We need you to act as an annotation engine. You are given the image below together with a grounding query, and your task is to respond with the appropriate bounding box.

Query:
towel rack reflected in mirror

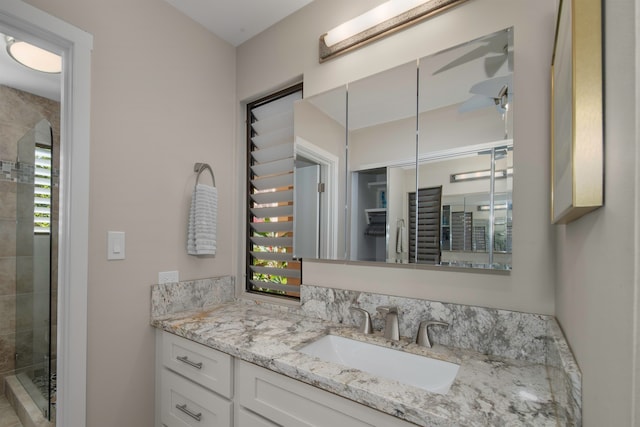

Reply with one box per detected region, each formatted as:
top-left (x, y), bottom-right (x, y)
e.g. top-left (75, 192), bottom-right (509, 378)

top-left (194, 162), bottom-right (215, 187)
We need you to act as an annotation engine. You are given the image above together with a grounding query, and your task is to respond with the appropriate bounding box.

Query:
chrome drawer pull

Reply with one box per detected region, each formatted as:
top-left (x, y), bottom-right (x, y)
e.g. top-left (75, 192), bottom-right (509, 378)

top-left (176, 355), bottom-right (203, 369)
top-left (176, 403), bottom-right (202, 421)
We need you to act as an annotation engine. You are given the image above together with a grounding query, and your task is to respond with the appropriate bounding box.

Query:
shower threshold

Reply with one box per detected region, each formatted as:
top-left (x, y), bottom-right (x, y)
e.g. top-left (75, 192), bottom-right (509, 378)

top-left (5, 375), bottom-right (53, 427)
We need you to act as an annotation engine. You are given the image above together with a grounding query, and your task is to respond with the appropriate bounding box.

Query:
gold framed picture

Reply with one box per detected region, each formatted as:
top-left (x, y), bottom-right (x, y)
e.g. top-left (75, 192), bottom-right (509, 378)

top-left (551, 0), bottom-right (603, 224)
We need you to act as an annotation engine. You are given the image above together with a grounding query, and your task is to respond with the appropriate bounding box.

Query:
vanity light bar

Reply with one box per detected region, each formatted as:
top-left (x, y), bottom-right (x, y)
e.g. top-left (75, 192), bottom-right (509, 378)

top-left (477, 203), bottom-right (510, 211)
top-left (450, 167), bottom-right (513, 183)
top-left (319, 0), bottom-right (469, 62)
top-left (323, 0), bottom-right (426, 47)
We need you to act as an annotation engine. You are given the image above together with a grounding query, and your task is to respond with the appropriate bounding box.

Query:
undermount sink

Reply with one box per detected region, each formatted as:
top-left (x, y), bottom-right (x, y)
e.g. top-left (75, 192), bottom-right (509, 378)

top-left (299, 334), bottom-right (459, 394)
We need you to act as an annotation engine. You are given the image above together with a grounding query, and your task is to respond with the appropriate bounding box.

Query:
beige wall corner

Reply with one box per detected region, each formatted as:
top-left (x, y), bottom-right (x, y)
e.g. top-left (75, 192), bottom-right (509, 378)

top-left (555, 0), bottom-right (639, 425)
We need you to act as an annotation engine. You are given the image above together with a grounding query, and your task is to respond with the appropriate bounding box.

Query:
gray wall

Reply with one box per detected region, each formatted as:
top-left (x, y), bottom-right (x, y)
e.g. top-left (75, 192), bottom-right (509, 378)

top-left (22, 0), bottom-right (238, 424)
top-left (238, 0), bottom-right (557, 315)
top-left (237, 0), bottom-right (640, 424)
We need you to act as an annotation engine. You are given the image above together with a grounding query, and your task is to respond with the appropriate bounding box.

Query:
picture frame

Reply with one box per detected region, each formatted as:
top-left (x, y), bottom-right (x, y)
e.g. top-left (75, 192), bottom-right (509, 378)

top-left (550, 0), bottom-right (603, 224)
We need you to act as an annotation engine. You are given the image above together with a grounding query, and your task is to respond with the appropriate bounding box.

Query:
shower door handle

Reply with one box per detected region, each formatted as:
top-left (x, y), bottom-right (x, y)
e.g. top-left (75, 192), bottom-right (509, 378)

top-left (176, 355), bottom-right (203, 370)
top-left (176, 403), bottom-right (202, 421)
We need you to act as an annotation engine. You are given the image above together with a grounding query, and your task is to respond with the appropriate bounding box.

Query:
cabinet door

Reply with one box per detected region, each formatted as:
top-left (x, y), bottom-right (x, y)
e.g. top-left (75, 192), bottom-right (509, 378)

top-left (161, 330), bottom-right (233, 398)
top-left (236, 360), bottom-right (413, 427)
top-left (161, 369), bottom-right (232, 427)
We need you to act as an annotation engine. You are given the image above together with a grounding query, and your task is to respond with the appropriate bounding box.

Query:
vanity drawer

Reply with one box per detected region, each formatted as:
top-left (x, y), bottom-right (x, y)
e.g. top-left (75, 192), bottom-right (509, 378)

top-left (161, 368), bottom-right (232, 427)
top-left (161, 331), bottom-right (233, 398)
top-left (236, 407), bottom-right (279, 427)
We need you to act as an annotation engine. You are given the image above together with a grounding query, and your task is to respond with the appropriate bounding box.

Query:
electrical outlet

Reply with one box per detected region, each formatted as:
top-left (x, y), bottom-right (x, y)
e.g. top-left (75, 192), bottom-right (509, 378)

top-left (158, 270), bottom-right (179, 285)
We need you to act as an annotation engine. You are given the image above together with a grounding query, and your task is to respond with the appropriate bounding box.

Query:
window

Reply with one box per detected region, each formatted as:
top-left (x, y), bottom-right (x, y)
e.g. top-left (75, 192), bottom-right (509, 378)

top-left (34, 144), bottom-right (52, 234)
top-left (246, 84), bottom-right (303, 299)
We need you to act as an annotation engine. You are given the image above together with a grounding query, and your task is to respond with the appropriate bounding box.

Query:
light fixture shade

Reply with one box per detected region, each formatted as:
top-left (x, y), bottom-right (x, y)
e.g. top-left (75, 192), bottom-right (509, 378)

top-left (323, 0), bottom-right (426, 48)
top-left (319, 0), bottom-right (469, 62)
top-left (6, 37), bottom-right (61, 74)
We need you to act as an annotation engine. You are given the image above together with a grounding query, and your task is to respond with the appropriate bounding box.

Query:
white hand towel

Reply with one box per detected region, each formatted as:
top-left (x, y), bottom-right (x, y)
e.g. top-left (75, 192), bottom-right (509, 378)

top-left (187, 183), bottom-right (217, 256)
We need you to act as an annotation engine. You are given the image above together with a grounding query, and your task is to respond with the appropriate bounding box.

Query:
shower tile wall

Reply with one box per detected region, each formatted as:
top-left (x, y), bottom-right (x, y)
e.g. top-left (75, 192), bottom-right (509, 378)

top-left (0, 85), bottom-right (59, 394)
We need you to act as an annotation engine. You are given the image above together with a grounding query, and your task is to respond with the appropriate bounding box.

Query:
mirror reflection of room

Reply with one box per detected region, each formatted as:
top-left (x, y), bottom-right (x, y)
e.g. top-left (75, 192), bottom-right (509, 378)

top-left (348, 60), bottom-right (417, 264)
top-left (296, 27), bottom-right (514, 270)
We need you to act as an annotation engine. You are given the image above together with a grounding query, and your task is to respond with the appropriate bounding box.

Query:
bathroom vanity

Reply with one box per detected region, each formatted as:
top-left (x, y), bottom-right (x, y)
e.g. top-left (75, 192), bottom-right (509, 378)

top-left (157, 329), bottom-right (413, 427)
top-left (151, 279), bottom-right (581, 427)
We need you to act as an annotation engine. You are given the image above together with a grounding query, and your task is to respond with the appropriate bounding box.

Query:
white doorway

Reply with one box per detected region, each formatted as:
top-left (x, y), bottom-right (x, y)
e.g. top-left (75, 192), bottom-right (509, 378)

top-left (294, 161), bottom-right (321, 258)
top-left (0, 2), bottom-right (92, 426)
top-left (294, 137), bottom-right (339, 259)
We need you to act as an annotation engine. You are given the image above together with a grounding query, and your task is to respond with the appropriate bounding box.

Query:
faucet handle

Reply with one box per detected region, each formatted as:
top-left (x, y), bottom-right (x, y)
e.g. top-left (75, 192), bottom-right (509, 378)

top-left (416, 320), bottom-right (449, 348)
top-left (349, 306), bottom-right (373, 334)
top-left (376, 306), bottom-right (400, 341)
top-left (375, 305), bottom-right (398, 315)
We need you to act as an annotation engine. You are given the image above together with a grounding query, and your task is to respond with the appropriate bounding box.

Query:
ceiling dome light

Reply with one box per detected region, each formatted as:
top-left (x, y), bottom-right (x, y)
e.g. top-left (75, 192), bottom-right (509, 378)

top-left (6, 36), bottom-right (61, 74)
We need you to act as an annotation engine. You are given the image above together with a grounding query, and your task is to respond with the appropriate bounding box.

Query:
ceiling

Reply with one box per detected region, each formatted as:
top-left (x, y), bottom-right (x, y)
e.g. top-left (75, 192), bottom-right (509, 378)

top-left (163, 0), bottom-right (314, 46)
top-left (0, 1), bottom-right (313, 101)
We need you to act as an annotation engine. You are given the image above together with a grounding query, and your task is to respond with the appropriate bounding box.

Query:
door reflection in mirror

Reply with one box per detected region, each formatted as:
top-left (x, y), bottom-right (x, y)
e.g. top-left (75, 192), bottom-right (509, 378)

top-left (293, 87), bottom-right (346, 260)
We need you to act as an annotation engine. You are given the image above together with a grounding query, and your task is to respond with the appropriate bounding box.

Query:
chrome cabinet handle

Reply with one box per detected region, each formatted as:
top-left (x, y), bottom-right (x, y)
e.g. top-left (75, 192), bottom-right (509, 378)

top-left (176, 355), bottom-right (203, 369)
top-left (176, 403), bottom-right (202, 421)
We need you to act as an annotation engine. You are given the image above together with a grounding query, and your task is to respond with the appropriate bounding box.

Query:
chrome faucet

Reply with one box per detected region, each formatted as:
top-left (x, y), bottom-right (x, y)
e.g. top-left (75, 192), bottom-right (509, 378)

top-left (349, 306), bottom-right (373, 334)
top-left (376, 306), bottom-right (400, 341)
top-left (416, 320), bottom-right (449, 348)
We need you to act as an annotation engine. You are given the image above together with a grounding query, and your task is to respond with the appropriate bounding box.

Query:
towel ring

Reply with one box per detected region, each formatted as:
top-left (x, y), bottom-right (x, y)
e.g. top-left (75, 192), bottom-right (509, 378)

top-left (194, 162), bottom-right (215, 187)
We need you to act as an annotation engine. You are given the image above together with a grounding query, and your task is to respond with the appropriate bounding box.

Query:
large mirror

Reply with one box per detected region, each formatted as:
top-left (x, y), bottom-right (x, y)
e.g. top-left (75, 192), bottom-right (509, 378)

top-left (295, 27), bottom-right (514, 270)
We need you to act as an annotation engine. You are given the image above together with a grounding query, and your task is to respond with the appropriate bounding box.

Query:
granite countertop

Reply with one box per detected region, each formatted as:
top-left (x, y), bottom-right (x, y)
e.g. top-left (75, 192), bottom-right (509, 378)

top-left (152, 300), bottom-right (566, 427)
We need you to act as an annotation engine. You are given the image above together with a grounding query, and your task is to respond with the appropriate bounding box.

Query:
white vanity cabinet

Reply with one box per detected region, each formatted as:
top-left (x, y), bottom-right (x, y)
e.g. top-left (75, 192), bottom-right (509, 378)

top-left (156, 330), bottom-right (233, 427)
top-left (156, 330), bottom-right (415, 427)
top-left (235, 360), bottom-right (414, 427)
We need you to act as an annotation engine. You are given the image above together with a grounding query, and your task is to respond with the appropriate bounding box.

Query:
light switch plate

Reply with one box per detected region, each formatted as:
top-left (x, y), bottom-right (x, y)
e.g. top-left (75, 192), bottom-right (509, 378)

top-left (107, 231), bottom-right (125, 260)
top-left (158, 271), bottom-right (179, 284)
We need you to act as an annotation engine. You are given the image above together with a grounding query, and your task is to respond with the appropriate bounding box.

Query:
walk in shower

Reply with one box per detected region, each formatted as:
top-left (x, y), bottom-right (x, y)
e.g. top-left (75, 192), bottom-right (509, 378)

top-left (15, 118), bottom-right (57, 421)
top-left (1, 82), bottom-right (59, 425)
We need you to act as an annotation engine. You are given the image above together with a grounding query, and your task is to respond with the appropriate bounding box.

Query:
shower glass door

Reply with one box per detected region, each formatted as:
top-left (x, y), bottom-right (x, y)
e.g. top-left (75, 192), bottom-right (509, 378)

top-left (15, 118), bottom-right (54, 420)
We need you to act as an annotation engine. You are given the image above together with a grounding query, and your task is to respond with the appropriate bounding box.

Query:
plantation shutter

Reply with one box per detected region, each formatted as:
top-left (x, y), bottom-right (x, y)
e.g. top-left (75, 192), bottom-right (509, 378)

top-left (247, 85), bottom-right (303, 298)
top-left (408, 186), bottom-right (442, 264)
top-left (451, 211), bottom-right (472, 251)
top-left (34, 146), bottom-right (52, 234)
